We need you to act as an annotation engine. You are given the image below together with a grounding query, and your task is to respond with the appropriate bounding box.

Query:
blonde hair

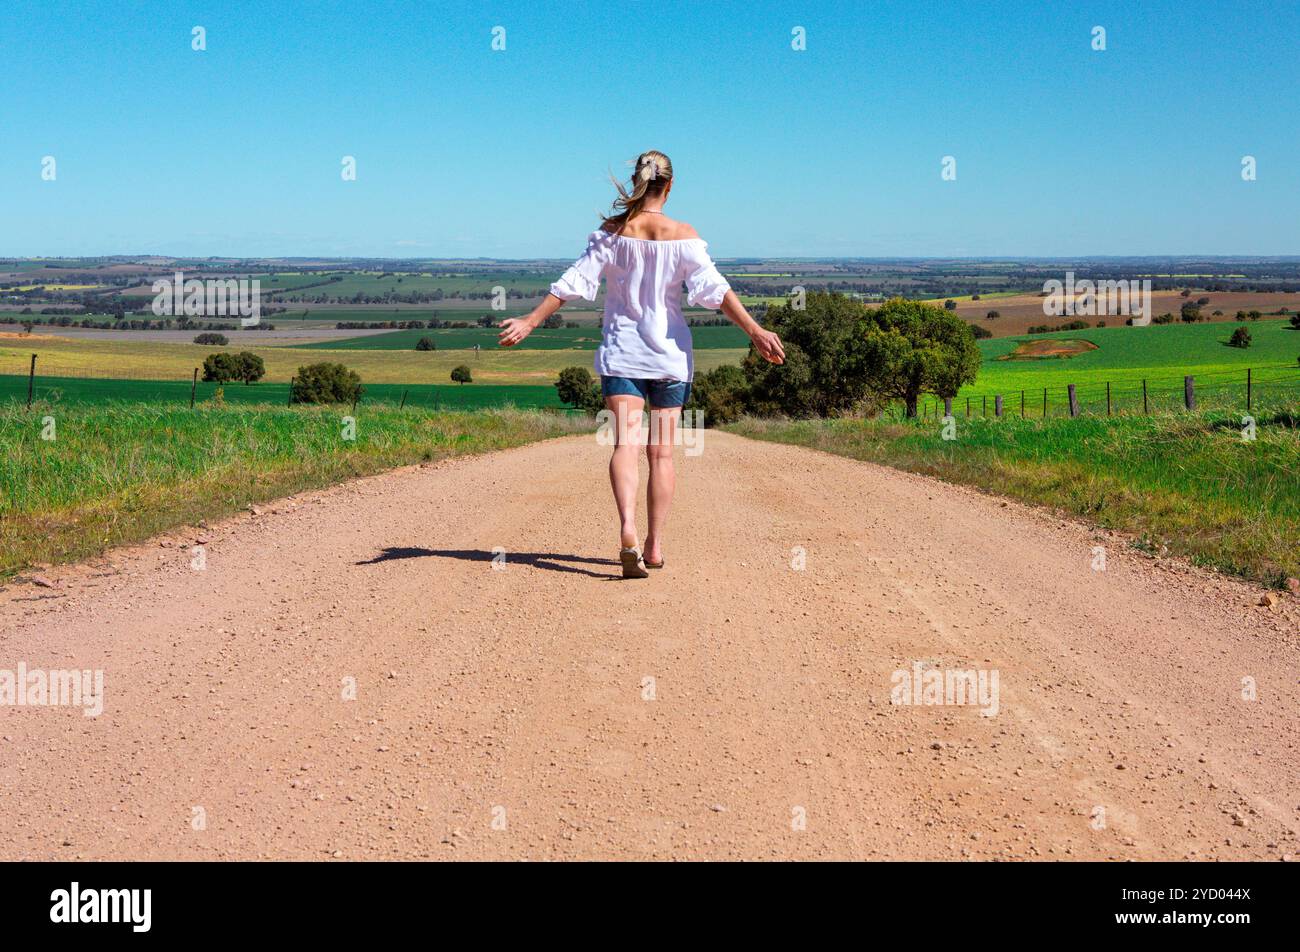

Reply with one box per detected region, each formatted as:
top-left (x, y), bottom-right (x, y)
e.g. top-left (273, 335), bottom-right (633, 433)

top-left (600, 150), bottom-right (673, 233)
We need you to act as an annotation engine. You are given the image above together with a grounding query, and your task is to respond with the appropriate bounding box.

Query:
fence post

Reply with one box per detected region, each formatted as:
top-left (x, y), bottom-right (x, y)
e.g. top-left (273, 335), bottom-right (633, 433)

top-left (287, 377), bottom-right (295, 407)
top-left (995, 395), bottom-right (1003, 418)
top-left (1020, 389), bottom-right (1025, 417)
top-left (966, 397), bottom-right (970, 418)
top-left (190, 368), bottom-right (198, 408)
top-left (944, 396), bottom-right (952, 416)
top-left (1142, 379), bottom-right (1148, 415)
top-left (1106, 381), bottom-right (1112, 416)
top-left (1184, 375), bottom-right (1195, 411)
top-left (1042, 387), bottom-right (1047, 417)
top-left (982, 395), bottom-right (987, 417)
top-left (1068, 384), bottom-right (1079, 417)
top-left (1246, 368), bottom-right (1251, 412)
top-left (400, 389), bottom-right (408, 409)
top-left (26, 354), bottom-right (36, 408)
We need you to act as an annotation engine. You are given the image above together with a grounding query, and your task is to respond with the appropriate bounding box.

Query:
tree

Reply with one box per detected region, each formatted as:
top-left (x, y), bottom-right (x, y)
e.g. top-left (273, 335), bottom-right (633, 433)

top-left (542, 314), bottom-right (564, 330)
top-left (859, 297), bottom-right (982, 418)
top-left (554, 366), bottom-right (600, 411)
top-left (234, 351), bottom-right (265, 384)
top-left (1228, 327), bottom-right (1252, 348)
top-left (194, 332), bottom-right (229, 345)
top-left (291, 362), bottom-right (362, 404)
top-left (1289, 313), bottom-right (1300, 330)
top-left (1180, 301), bottom-right (1201, 323)
top-left (943, 299), bottom-right (958, 310)
top-left (986, 310), bottom-right (1000, 320)
top-left (968, 322), bottom-right (992, 339)
top-left (201, 352), bottom-right (241, 383)
top-left (1248, 310), bottom-right (1262, 321)
top-left (451, 365), bottom-right (473, 385)
top-left (414, 336), bottom-right (437, 351)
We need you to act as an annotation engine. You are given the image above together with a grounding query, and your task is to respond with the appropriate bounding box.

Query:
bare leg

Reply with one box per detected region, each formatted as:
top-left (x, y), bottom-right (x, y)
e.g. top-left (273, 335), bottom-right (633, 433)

top-left (605, 395), bottom-right (644, 549)
top-left (644, 405), bottom-right (679, 564)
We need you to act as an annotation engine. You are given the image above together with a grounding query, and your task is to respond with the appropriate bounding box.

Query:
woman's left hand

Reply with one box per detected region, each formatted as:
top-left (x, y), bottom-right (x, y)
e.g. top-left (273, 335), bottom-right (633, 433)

top-left (498, 317), bottom-right (534, 347)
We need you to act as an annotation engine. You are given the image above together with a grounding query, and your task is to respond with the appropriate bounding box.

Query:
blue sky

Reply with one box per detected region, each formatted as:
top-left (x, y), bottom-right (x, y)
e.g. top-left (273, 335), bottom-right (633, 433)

top-left (2, 0), bottom-right (1296, 258)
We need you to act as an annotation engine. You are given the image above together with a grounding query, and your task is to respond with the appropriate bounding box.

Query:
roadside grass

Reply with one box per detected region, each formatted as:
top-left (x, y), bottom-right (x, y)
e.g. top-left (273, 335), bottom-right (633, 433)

top-left (0, 403), bottom-right (589, 579)
top-left (728, 406), bottom-right (1299, 586)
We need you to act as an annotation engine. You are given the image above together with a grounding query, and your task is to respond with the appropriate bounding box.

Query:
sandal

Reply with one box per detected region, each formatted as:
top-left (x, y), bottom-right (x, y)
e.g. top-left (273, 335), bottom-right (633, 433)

top-left (620, 547), bottom-right (649, 579)
top-left (644, 557), bottom-right (664, 569)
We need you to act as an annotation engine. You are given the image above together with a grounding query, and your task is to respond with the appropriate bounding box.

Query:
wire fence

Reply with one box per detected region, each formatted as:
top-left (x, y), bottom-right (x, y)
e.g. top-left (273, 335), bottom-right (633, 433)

top-left (916, 364), bottom-right (1299, 420)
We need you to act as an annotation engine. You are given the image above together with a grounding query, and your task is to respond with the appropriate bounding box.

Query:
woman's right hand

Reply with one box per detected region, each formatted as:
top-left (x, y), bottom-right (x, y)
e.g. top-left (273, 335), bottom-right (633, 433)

top-left (750, 327), bottom-right (785, 364)
top-left (498, 316), bottom-right (535, 347)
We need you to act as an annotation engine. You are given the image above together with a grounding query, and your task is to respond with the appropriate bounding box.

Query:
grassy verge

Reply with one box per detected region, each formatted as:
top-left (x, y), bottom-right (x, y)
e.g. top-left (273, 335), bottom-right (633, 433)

top-left (0, 403), bottom-right (589, 579)
top-left (728, 409), bottom-right (1299, 586)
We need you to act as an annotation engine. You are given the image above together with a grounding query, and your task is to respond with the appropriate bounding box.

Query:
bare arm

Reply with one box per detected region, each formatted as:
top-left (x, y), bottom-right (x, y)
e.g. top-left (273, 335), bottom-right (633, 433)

top-left (497, 293), bottom-right (564, 347)
top-left (720, 290), bottom-right (785, 364)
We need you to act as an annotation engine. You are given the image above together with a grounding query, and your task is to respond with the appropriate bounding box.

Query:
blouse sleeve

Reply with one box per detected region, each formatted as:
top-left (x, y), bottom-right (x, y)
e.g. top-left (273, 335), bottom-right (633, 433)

top-left (682, 241), bottom-right (731, 309)
top-left (549, 231), bottom-right (612, 302)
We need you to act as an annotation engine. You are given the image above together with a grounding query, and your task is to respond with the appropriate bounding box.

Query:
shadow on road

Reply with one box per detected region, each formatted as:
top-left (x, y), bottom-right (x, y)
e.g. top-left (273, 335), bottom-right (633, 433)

top-left (357, 547), bottom-right (618, 579)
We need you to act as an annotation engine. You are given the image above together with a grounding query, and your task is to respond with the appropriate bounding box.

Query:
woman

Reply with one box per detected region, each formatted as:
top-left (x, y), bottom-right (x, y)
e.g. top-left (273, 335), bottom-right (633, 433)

top-left (498, 150), bottom-right (784, 578)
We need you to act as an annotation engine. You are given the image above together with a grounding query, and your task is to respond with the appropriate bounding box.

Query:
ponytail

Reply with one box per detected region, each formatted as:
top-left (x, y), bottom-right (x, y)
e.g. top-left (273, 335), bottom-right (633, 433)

top-left (600, 150), bottom-right (673, 233)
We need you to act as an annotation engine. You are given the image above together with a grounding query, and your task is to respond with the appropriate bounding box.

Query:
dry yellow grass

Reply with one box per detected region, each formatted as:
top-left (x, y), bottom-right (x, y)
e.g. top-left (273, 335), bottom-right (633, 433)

top-left (0, 336), bottom-right (746, 386)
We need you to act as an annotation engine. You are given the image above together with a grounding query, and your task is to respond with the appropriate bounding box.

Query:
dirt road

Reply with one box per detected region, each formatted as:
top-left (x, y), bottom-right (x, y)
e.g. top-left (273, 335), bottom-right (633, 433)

top-left (1, 431), bottom-right (1296, 860)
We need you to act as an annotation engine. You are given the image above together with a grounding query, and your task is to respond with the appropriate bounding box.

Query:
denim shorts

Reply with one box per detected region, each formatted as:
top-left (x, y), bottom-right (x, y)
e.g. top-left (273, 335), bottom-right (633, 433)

top-left (600, 376), bottom-right (692, 408)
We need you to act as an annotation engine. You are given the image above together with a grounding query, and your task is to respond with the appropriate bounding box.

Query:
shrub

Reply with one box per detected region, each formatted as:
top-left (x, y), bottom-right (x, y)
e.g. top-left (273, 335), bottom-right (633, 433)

top-left (742, 291), bottom-right (876, 418)
top-left (985, 310), bottom-right (1000, 320)
top-left (1229, 327), bottom-right (1252, 348)
top-left (194, 332), bottom-right (228, 345)
top-left (451, 365), bottom-right (473, 385)
top-left (542, 314), bottom-right (564, 329)
top-left (414, 336), bottom-right (436, 351)
top-left (291, 362), bottom-right (362, 404)
top-left (554, 367), bottom-right (601, 411)
top-left (1289, 313), bottom-right (1300, 330)
top-left (1180, 301), bottom-right (1201, 323)
top-left (969, 323), bottom-right (992, 339)
top-left (688, 364), bottom-right (750, 425)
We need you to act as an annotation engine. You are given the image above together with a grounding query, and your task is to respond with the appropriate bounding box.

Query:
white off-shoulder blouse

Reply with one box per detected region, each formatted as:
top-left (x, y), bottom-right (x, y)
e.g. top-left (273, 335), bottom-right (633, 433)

top-left (549, 229), bottom-right (731, 382)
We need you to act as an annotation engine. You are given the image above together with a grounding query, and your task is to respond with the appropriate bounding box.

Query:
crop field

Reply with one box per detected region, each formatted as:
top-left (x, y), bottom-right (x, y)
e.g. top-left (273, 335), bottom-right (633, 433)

top-left (946, 290), bottom-right (1300, 337)
top-left (0, 334), bottom-right (748, 390)
top-left (301, 323), bottom-right (751, 351)
top-left (953, 319), bottom-right (1300, 413)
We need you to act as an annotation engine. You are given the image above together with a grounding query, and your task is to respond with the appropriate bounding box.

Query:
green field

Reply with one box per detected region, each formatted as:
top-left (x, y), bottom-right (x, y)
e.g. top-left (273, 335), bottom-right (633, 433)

top-left (0, 403), bottom-right (586, 578)
top-left (949, 319), bottom-right (1300, 415)
top-left (0, 373), bottom-right (566, 411)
